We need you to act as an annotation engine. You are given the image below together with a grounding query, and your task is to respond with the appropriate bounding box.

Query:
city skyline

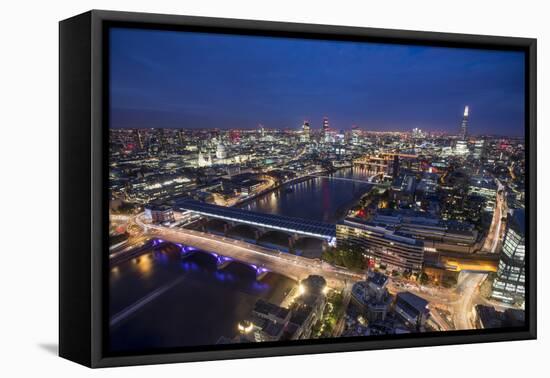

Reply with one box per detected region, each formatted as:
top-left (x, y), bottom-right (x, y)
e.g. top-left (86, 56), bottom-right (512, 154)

top-left (107, 28), bottom-right (527, 353)
top-left (109, 28), bottom-right (525, 136)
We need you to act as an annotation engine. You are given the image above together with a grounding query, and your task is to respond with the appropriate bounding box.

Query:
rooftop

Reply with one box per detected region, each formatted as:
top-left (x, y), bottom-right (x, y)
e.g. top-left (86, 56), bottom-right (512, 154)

top-left (396, 291), bottom-right (429, 313)
top-left (177, 199), bottom-right (336, 239)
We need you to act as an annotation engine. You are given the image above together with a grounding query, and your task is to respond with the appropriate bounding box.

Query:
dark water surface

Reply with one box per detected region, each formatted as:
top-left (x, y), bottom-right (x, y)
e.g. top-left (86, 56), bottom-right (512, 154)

top-left (243, 167), bottom-right (373, 223)
top-left (110, 167), bottom-right (373, 352)
top-left (110, 248), bottom-right (295, 352)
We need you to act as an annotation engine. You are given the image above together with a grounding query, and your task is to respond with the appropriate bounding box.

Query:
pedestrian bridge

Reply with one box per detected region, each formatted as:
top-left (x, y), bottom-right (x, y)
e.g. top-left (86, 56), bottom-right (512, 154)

top-left (176, 199), bottom-right (336, 245)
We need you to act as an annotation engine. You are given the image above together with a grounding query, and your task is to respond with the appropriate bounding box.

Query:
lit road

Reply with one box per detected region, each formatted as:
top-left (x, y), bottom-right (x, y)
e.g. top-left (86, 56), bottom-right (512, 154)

top-left (387, 281), bottom-right (458, 331)
top-left (135, 214), bottom-right (363, 289)
top-left (387, 271), bottom-right (486, 331)
top-left (131, 213), bottom-right (486, 331)
top-left (453, 272), bottom-right (487, 330)
top-left (483, 179), bottom-right (507, 253)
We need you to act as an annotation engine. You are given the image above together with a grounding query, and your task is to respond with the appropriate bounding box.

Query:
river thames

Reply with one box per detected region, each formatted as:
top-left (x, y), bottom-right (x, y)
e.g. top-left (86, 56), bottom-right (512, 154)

top-left (109, 167), bottom-right (373, 352)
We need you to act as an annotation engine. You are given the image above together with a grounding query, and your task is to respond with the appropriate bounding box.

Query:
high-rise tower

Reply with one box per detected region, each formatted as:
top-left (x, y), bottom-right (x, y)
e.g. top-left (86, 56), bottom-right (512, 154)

top-left (322, 117), bottom-right (330, 134)
top-left (492, 209), bottom-right (525, 304)
top-left (459, 106), bottom-right (469, 140)
top-left (302, 121), bottom-right (311, 142)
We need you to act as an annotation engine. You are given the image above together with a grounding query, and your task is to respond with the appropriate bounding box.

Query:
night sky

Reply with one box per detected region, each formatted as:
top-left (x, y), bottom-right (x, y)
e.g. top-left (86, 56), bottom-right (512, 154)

top-left (110, 27), bottom-right (525, 136)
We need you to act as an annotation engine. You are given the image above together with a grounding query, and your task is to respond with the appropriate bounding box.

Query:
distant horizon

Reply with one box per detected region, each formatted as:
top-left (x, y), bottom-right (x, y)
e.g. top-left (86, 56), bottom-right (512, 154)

top-left (110, 28), bottom-right (526, 137)
top-left (111, 126), bottom-right (525, 138)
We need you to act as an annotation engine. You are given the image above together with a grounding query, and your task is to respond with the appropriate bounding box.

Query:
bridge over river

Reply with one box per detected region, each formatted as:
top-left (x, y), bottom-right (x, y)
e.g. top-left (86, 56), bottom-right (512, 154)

top-left (136, 214), bottom-right (362, 289)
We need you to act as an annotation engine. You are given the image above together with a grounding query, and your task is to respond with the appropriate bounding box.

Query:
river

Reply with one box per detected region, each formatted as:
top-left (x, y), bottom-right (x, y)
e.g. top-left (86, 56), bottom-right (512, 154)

top-left (243, 167), bottom-right (373, 223)
top-left (109, 167), bottom-right (373, 353)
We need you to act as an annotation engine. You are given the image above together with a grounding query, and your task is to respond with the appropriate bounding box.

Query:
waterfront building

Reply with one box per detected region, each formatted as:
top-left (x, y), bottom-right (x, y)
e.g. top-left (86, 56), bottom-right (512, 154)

top-left (371, 209), bottom-right (479, 251)
top-left (336, 217), bottom-right (424, 272)
top-left (492, 209), bottom-right (526, 304)
top-left (394, 291), bottom-right (430, 330)
top-left (144, 203), bottom-right (175, 224)
top-left (252, 299), bottom-right (291, 325)
top-left (287, 275), bottom-right (328, 340)
top-left (243, 300), bottom-right (291, 342)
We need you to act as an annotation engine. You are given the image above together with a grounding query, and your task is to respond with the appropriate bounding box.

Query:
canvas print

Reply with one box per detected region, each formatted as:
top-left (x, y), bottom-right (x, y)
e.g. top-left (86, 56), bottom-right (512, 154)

top-left (107, 27), bottom-right (527, 354)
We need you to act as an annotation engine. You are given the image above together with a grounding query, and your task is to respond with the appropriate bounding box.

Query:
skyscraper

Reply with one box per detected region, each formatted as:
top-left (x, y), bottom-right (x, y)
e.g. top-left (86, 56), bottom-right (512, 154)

top-left (178, 129), bottom-right (185, 146)
top-left (322, 117), bottom-right (329, 135)
top-left (134, 129), bottom-right (144, 150)
top-left (459, 105), bottom-right (469, 140)
top-left (492, 209), bottom-right (526, 304)
top-left (473, 139), bottom-right (486, 159)
top-left (302, 121), bottom-right (311, 142)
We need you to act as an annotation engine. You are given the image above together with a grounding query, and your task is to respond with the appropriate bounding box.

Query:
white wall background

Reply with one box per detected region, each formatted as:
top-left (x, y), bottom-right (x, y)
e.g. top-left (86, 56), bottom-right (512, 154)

top-left (0, 0), bottom-right (546, 376)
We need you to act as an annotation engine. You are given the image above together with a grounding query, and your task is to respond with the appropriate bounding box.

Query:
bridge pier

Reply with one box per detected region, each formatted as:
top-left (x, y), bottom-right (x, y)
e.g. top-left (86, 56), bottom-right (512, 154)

top-left (256, 271), bottom-right (269, 281)
top-left (216, 255), bottom-right (233, 270)
top-left (254, 230), bottom-right (261, 242)
top-left (288, 234), bottom-right (299, 253)
top-left (255, 266), bottom-right (269, 281)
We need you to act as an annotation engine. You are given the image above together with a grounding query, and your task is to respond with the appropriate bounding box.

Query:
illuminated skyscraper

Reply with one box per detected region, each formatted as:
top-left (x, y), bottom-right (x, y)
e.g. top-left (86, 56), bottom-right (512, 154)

top-left (492, 209), bottom-right (525, 304)
top-left (134, 129), bottom-right (144, 150)
top-left (473, 139), bottom-right (486, 159)
top-left (412, 127), bottom-right (424, 139)
top-left (302, 121), bottom-right (311, 142)
top-left (459, 106), bottom-right (469, 140)
top-left (322, 117), bottom-right (330, 136)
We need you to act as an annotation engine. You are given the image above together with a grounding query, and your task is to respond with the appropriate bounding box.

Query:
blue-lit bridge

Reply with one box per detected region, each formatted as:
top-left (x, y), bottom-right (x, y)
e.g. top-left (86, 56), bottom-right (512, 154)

top-left (175, 199), bottom-right (336, 246)
top-left (309, 174), bottom-right (386, 185)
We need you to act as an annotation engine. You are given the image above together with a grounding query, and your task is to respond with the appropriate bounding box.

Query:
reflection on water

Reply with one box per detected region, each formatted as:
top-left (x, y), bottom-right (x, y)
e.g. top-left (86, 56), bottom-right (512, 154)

top-left (110, 168), bottom-right (371, 352)
top-left (109, 247), bottom-right (295, 352)
top-left (243, 167), bottom-right (373, 223)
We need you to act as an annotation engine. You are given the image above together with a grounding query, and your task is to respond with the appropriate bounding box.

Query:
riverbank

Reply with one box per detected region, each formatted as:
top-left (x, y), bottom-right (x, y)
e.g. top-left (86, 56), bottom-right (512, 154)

top-left (240, 167), bottom-right (375, 227)
top-left (235, 169), bottom-right (327, 208)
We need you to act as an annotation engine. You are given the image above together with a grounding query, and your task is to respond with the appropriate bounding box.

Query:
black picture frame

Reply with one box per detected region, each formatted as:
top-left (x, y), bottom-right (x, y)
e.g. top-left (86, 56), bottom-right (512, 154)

top-left (59, 9), bottom-right (537, 368)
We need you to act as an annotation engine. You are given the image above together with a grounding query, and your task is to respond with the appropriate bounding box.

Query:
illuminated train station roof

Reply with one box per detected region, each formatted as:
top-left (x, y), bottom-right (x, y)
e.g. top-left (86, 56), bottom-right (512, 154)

top-left (176, 199), bottom-right (336, 241)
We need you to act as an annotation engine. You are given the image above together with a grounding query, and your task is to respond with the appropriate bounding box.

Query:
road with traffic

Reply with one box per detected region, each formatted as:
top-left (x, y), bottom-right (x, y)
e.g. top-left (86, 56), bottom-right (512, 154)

top-left (136, 214), bottom-right (363, 289)
top-left (483, 179), bottom-right (507, 253)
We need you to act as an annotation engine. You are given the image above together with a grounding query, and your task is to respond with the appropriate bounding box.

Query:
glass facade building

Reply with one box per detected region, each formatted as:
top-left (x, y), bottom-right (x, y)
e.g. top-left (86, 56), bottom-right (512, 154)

top-left (492, 209), bottom-right (526, 304)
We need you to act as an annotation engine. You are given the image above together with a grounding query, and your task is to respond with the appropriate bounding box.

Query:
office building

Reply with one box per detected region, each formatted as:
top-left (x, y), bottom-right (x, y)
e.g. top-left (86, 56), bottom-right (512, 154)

top-left (144, 203), bottom-right (175, 224)
top-left (492, 209), bottom-right (526, 304)
top-left (301, 121), bottom-right (311, 142)
top-left (337, 217), bottom-right (424, 272)
top-left (459, 105), bottom-right (469, 140)
top-left (394, 292), bottom-right (430, 330)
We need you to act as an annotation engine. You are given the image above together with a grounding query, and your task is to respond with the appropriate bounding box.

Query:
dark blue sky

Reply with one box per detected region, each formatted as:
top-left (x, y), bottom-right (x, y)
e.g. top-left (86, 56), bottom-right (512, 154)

top-left (110, 27), bottom-right (525, 136)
